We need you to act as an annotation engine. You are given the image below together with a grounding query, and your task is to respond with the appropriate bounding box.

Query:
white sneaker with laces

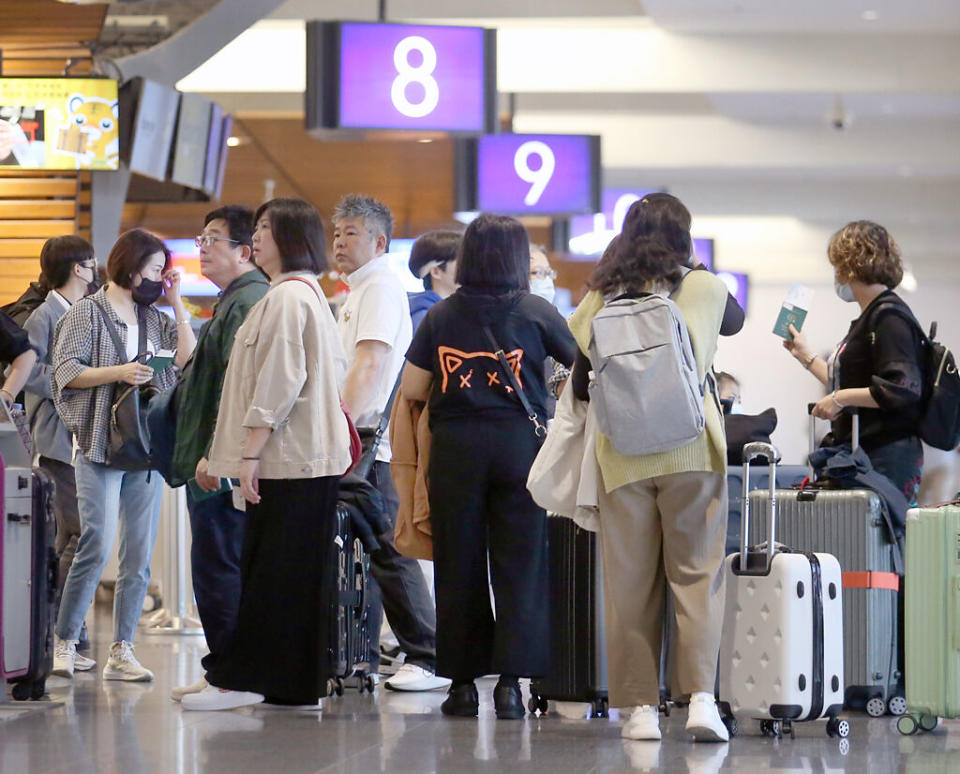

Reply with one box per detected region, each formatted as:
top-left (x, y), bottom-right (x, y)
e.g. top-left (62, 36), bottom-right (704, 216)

top-left (73, 652), bottom-right (97, 672)
top-left (622, 705), bottom-right (661, 741)
top-left (181, 684), bottom-right (264, 711)
top-left (53, 636), bottom-right (77, 678)
top-left (384, 663), bottom-right (452, 692)
top-left (103, 641), bottom-right (154, 682)
top-left (171, 677), bottom-right (208, 702)
top-left (685, 692), bottom-right (730, 742)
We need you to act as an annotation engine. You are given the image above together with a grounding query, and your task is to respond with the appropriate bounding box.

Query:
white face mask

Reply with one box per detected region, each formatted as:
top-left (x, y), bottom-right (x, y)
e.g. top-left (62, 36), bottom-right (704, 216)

top-left (729, 403), bottom-right (744, 415)
top-left (530, 277), bottom-right (556, 304)
top-left (835, 282), bottom-right (856, 303)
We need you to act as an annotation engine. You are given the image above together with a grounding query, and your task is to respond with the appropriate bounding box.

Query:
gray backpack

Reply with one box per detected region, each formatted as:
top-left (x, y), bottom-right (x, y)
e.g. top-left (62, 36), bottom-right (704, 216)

top-left (588, 291), bottom-right (705, 456)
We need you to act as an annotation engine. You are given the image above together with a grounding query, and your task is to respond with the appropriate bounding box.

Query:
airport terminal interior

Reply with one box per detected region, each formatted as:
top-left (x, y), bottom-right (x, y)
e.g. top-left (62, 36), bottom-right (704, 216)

top-left (2, 1), bottom-right (960, 772)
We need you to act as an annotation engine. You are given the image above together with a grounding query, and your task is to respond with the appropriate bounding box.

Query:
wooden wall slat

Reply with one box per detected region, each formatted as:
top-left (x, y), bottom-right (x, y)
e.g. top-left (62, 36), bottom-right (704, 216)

top-left (0, 240), bottom-right (46, 260)
top-left (0, 259), bottom-right (43, 279)
top-left (0, 220), bottom-right (75, 238)
top-left (0, 179), bottom-right (79, 198)
top-left (0, 200), bottom-right (76, 219)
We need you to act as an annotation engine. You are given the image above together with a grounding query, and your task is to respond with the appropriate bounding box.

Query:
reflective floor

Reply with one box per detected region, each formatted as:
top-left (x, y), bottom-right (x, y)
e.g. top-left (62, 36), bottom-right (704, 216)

top-left (2, 605), bottom-right (959, 773)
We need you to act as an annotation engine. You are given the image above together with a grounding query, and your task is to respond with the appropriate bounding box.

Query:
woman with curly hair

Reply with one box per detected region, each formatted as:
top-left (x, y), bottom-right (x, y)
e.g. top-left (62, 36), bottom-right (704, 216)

top-left (568, 192), bottom-right (731, 742)
top-left (783, 220), bottom-right (925, 503)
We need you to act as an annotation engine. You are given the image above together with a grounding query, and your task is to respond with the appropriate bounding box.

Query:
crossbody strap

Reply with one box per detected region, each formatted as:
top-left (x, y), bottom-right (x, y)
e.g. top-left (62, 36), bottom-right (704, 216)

top-left (91, 299), bottom-right (129, 365)
top-left (482, 324), bottom-right (547, 439)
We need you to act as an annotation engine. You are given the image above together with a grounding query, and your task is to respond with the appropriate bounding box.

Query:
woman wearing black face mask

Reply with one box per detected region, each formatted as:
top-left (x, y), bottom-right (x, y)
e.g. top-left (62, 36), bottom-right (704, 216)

top-left (50, 229), bottom-right (196, 682)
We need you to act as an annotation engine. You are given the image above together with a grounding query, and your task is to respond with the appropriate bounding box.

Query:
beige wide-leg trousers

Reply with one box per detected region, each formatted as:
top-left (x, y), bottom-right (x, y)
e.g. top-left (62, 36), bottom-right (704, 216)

top-left (597, 470), bottom-right (728, 708)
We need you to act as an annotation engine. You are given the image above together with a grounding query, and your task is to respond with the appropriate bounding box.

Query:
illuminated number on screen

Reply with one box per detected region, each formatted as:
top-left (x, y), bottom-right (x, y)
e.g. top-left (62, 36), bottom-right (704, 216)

top-left (391, 36), bottom-right (440, 118)
top-left (514, 141), bottom-right (556, 207)
top-left (612, 193), bottom-right (641, 231)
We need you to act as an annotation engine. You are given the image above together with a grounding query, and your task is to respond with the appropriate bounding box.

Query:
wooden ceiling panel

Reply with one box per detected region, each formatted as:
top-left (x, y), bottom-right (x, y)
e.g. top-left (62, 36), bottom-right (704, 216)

top-left (0, 0), bottom-right (107, 48)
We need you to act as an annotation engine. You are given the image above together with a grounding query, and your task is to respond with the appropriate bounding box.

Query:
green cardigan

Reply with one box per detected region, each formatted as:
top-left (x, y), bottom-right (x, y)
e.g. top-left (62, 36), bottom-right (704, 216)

top-left (567, 270), bottom-right (728, 493)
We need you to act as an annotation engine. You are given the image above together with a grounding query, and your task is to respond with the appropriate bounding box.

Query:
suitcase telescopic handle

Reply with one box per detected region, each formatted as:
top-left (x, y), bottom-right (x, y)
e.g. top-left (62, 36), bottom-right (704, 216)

top-left (807, 403), bottom-right (859, 480)
top-left (741, 441), bottom-right (779, 572)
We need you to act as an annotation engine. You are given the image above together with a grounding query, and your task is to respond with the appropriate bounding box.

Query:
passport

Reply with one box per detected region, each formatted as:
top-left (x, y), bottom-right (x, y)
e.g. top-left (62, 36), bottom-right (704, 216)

top-left (773, 284), bottom-right (813, 340)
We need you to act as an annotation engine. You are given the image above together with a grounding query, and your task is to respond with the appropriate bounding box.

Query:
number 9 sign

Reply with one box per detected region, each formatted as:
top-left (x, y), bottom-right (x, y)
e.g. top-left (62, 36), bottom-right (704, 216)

top-left (473, 134), bottom-right (602, 216)
top-left (309, 22), bottom-right (496, 132)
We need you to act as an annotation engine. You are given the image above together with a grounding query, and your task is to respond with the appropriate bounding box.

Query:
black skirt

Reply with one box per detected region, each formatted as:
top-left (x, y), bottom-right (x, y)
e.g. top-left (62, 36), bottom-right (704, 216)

top-left (205, 475), bottom-right (339, 704)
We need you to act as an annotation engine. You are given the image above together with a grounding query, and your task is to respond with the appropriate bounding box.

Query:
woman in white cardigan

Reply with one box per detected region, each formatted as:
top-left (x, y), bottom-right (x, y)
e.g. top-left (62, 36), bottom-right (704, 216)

top-left (183, 198), bottom-right (352, 711)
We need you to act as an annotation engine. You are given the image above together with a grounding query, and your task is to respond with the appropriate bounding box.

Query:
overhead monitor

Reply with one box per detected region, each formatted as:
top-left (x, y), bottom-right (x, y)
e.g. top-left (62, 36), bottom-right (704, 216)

top-left (306, 21), bottom-right (497, 134)
top-left (123, 78), bottom-right (179, 181)
top-left (170, 93), bottom-right (212, 189)
top-left (0, 77), bottom-right (119, 170)
top-left (455, 134), bottom-right (601, 217)
top-left (202, 102), bottom-right (224, 196)
top-left (716, 270), bottom-right (749, 314)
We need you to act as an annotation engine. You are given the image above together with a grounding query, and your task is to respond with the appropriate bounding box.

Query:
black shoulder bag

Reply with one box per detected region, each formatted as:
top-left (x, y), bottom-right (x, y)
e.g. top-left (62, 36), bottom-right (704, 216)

top-left (92, 300), bottom-right (159, 470)
top-left (482, 325), bottom-right (547, 441)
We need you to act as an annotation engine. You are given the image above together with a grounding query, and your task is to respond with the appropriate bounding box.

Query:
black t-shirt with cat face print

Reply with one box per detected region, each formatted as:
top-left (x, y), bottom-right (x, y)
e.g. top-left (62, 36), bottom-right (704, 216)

top-left (406, 287), bottom-right (576, 426)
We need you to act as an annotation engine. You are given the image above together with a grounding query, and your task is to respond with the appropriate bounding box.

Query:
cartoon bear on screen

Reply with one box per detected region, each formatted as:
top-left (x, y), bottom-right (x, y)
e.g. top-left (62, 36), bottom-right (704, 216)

top-left (58, 93), bottom-right (119, 169)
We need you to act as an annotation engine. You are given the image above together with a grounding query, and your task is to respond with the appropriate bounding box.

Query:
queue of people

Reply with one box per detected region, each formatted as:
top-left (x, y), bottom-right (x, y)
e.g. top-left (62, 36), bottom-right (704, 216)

top-left (6, 190), bottom-right (932, 738)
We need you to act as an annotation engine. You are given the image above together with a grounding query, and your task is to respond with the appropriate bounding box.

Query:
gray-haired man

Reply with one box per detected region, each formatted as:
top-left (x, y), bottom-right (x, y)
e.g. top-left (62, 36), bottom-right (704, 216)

top-left (333, 194), bottom-right (448, 693)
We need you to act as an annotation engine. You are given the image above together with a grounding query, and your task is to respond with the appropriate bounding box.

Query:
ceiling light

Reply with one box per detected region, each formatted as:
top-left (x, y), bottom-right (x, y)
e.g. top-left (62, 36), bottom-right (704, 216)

top-left (418, 139), bottom-right (433, 143)
top-left (861, 10), bottom-right (879, 21)
top-left (226, 136), bottom-right (241, 147)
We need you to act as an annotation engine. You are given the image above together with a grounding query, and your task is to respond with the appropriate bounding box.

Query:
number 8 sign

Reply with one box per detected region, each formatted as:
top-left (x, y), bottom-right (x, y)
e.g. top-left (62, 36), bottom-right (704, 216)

top-left (307, 22), bottom-right (497, 133)
top-left (473, 134), bottom-right (602, 216)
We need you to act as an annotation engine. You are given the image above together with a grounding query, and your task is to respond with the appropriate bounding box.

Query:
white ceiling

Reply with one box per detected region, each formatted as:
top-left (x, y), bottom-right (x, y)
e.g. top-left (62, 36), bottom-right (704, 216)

top-left (173, 0), bottom-right (960, 282)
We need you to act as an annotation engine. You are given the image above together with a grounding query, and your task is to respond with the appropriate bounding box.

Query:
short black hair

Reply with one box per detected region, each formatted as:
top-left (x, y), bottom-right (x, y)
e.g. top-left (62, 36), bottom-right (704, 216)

top-left (254, 197), bottom-right (327, 277)
top-left (204, 205), bottom-right (254, 248)
top-left (455, 215), bottom-right (530, 292)
top-left (409, 230), bottom-right (461, 291)
top-left (107, 229), bottom-right (171, 289)
top-left (40, 235), bottom-right (94, 291)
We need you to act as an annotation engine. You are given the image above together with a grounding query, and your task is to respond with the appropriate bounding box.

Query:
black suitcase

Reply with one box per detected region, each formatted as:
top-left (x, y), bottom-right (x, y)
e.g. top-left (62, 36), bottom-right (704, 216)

top-left (529, 518), bottom-right (609, 718)
top-left (327, 503), bottom-right (375, 695)
top-left (2, 466), bottom-right (57, 700)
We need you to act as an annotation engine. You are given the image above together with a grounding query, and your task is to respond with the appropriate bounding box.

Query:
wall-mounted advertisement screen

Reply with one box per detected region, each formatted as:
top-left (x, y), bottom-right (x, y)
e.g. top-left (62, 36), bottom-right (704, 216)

top-left (307, 21), bottom-right (497, 134)
top-left (127, 79), bottom-right (179, 181)
top-left (0, 78), bottom-right (119, 170)
top-left (171, 93), bottom-right (212, 189)
top-left (716, 270), bottom-right (749, 314)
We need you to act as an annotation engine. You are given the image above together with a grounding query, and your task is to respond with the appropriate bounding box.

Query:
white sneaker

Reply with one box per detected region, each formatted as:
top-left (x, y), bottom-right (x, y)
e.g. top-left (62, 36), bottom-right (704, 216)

top-left (171, 677), bottom-right (208, 702)
top-left (384, 663), bottom-right (452, 692)
top-left (73, 652), bottom-right (97, 672)
top-left (622, 705), bottom-right (661, 741)
top-left (181, 684), bottom-right (264, 711)
top-left (53, 636), bottom-right (77, 678)
top-left (103, 641), bottom-right (154, 682)
top-left (685, 692), bottom-right (730, 742)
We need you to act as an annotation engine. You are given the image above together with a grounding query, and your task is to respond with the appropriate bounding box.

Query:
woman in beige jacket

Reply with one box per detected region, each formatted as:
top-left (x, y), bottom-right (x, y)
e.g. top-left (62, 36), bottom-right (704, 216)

top-left (183, 198), bottom-right (352, 711)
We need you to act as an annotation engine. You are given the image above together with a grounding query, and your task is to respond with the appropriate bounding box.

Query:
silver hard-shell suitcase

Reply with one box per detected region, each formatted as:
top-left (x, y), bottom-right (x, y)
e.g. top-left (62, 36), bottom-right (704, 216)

top-left (747, 408), bottom-right (903, 717)
top-left (718, 442), bottom-right (848, 740)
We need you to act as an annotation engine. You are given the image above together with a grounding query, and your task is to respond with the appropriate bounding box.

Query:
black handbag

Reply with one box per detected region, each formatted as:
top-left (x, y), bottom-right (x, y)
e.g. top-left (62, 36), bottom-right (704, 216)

top-left (91, 300), bottom-right (160, 471)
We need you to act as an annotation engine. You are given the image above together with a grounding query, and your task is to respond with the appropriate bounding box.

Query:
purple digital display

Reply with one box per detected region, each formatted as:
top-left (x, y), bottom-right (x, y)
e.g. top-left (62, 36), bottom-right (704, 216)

top-left (716, 271), bottom-right (749, 313)
top-left (338, 23), bottom-right (487, 131)
top-left (692, 238), bottom-right (713, 271)
top-left (476, 134), bottom-right (598, 215)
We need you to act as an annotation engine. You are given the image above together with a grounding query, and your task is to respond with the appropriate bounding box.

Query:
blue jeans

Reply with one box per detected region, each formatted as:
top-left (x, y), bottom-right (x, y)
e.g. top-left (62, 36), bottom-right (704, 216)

top-left (186, 490), bottom-right (246, 671)
top-left (55, 454), bottom-right (163, 643)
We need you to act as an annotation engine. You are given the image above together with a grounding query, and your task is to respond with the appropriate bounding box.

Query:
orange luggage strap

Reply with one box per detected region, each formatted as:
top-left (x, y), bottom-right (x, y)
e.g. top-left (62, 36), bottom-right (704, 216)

top-left (842, 571), bottom-right (900, 592)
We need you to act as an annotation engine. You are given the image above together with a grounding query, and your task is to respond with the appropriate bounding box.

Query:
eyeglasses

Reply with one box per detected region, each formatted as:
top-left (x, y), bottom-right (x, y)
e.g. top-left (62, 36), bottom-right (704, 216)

top-left (530, 268), bottom-right (557, 280)
top-left (195, 235), bottom-right (241, 249)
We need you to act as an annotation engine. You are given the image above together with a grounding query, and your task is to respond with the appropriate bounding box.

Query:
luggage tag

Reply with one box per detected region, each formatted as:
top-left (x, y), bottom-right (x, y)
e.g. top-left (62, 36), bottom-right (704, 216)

top-left (773, 284), bottom-right (813, 341)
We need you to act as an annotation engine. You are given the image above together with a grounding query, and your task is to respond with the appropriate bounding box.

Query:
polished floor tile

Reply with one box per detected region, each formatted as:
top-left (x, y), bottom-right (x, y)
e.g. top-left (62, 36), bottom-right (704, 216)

top-left (3, 605), bottom-right (959, 773)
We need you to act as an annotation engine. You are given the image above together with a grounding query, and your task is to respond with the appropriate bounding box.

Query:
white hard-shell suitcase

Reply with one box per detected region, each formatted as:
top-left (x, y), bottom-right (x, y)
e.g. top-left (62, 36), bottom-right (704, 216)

top-left (718, 442), bottom-right (849, 739)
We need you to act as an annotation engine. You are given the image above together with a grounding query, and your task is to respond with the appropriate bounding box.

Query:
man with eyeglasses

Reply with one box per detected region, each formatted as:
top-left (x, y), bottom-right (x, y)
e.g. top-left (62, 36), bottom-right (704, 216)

top-left (168, 206), bottom-right (270, 703)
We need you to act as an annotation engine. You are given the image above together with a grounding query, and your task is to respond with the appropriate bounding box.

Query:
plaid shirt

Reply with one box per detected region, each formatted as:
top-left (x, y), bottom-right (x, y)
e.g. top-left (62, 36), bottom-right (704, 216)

top-left (52, 287), bottom-right (178, 464)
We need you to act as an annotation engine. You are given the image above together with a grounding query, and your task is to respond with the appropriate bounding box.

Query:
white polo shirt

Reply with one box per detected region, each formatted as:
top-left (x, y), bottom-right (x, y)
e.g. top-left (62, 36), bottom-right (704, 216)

top-left (337, 254), bottom-right (412, 462)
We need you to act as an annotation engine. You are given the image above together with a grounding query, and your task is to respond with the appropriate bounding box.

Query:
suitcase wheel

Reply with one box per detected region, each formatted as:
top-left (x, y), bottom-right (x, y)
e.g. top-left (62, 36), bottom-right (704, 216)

top-left (527, 695), bottom-right (549, 715)
top-left (887, 695), bottom-right (908, 716)
top-left (10, 680), bottom-right (44, 701)
top-left (919, 714), bottom-right (939, 732)
top-left (865, 696), bottom-right (887, 717)
top-left (363, 675), bottom-right (377, 693)
top-left (591, 697), bottom-right (608, 719)
top-left (897, 715), bottom-right (919, 736)
top-left (334, 677), bottom-right (345, 697)
top-left (826, 717), bottom-right (850, 739)
top-left (11, 682), bottom-right (32, 701)
top-left (721, 714), bottom-right (739, 738)
top-left (760, 719), bottom-right (783, 738)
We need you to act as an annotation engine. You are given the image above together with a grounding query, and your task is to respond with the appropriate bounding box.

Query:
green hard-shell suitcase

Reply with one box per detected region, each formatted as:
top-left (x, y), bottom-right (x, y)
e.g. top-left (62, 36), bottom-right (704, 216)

top-left (897, 504), bottom-right (960, 735)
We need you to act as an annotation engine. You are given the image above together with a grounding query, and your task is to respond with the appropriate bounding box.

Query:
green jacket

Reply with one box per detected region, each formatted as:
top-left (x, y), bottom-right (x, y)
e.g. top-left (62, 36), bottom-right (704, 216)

top-left (170, 269), bottom-right (270, 489)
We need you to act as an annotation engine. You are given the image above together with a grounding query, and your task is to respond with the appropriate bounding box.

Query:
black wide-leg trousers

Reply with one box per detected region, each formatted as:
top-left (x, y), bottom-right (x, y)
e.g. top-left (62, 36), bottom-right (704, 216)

top-left (429, 417), bottom-right (549, 681)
